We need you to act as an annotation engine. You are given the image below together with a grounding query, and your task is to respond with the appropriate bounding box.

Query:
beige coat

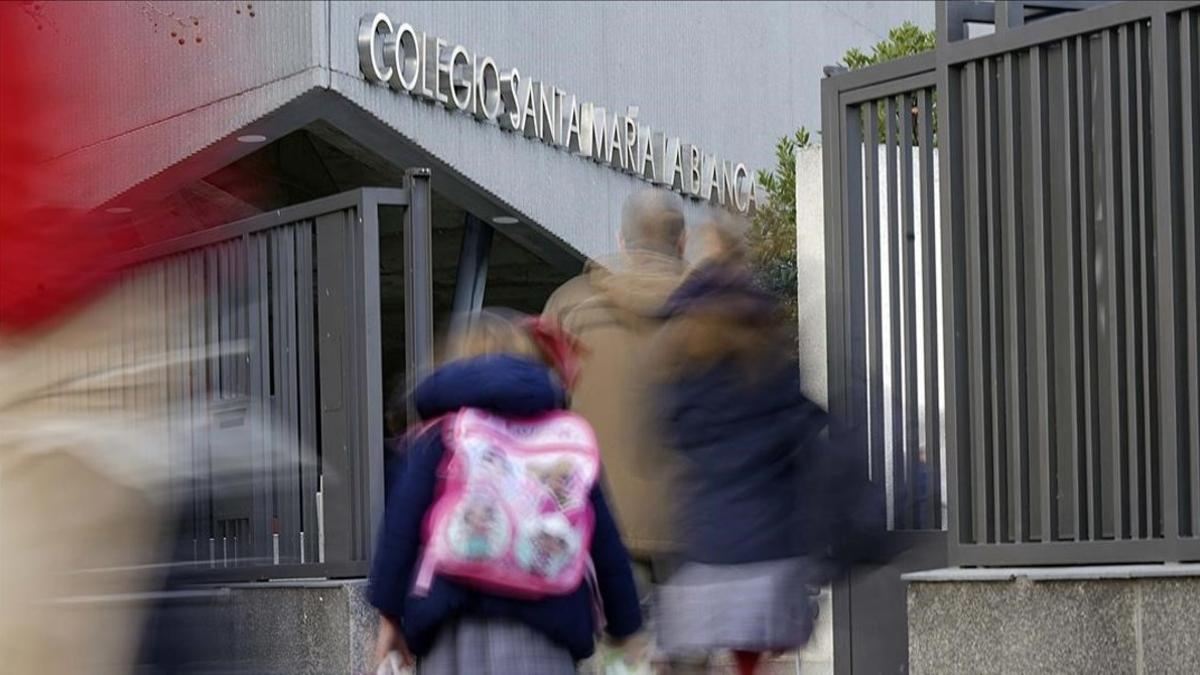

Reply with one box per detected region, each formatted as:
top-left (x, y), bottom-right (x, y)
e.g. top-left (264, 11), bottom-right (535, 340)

top-left (543, 251), bottom-right (685, 558)
top-left (0, 275), bottom-right (186, 674)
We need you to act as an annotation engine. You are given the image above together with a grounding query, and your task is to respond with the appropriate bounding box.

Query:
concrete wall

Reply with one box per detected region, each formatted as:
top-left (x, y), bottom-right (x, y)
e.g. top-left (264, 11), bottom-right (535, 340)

top-left (145, 581), bottom-right (379, 674)
top-left (908, 571), bottom-right (1200, 674)
top-left (796, 146), bottom-right (828, 409)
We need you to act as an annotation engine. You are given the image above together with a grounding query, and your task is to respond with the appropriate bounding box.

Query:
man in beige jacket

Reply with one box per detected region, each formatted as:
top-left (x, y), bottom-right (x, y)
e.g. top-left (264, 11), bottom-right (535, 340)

top-left (543, 190), bottom-right (688, 665)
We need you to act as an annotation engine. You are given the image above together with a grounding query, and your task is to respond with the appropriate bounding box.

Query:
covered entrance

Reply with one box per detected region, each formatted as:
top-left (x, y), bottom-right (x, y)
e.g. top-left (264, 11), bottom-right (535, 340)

top-left (82, 96), bottom-right (582, 585)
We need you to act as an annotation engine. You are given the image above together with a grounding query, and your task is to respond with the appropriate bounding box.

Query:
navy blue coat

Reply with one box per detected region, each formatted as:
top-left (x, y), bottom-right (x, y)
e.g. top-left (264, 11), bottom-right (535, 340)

top-left (657, 263), bottom-right (889, 573)
top-left (659, 360), bottom-right (826, 565)
top-left (367, 355), bottom-right (642, 661)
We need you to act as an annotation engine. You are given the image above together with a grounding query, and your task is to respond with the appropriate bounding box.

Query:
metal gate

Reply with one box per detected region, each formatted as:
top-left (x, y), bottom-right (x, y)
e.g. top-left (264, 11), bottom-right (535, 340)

top-left (822, 1), bottom-right (1200, 671)
top-left (98, 181), bottom-right (431, 582)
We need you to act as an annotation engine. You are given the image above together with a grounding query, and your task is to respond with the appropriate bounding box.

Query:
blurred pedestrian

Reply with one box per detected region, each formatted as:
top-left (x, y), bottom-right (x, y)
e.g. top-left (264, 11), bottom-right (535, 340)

top-left (0, 275), bottom-right (185, 674)
top-left (542, 190), bottom-right (689, 669)
top-left (649, 216), bottom-right (829, 675)
top-left (367, 310), bottom-right (644, 675)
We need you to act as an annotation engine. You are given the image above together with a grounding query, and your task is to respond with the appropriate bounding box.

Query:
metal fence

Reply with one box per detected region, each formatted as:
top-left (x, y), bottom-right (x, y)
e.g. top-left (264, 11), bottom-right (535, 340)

top-left (823, 0), bottom-right (1200, 566)
top-left (93, 185), bottom-right (429, 582)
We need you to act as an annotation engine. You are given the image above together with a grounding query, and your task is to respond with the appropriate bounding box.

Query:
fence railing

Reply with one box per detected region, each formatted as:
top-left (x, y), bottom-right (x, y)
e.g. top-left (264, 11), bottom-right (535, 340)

top-left (95, 186), bottom-right (427, 582)
top-left (823, 0), bottom-right (1200, 565)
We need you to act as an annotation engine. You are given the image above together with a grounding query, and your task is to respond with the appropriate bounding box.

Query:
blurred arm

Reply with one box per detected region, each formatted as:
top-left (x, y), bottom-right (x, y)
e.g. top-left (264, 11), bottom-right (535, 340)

top-left (587, 480), bottom-right (643, 640)
top-left (367, 427), bottom-right (444, 623)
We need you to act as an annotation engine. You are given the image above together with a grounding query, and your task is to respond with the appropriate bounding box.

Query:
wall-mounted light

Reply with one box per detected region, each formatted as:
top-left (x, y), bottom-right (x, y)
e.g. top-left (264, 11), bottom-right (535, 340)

top-left (237, 134), bottom-right (268, 143)
top-left (492, 216), bottom-right (518, 225)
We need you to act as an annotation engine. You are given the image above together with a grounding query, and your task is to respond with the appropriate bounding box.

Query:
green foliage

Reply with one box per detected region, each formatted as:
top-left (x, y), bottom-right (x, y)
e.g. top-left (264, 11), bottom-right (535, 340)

top-left (843, 21), bottom-right (938, 143)
top-left (842, 21), bottom-right (935, 70)
top-left (747, 128), bottom-right (810, 326)
top-left (745, 22), bottom-right (935, 329)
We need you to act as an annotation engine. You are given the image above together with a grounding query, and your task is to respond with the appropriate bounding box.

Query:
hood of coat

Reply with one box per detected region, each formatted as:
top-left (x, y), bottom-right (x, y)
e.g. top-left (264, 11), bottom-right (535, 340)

top-left (659, 261), bottom-right (777, 322)
top-left (585, 251), bottom-right (686, 324)
top-left (413, 354), bottom-right (566, 421)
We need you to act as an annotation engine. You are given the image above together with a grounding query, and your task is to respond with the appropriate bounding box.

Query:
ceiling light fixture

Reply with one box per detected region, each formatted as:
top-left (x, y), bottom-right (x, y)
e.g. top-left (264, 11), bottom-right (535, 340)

top-left (492, 215), bottom-right (519, 225)
top-left (236, 134), bottom-right (267, 143)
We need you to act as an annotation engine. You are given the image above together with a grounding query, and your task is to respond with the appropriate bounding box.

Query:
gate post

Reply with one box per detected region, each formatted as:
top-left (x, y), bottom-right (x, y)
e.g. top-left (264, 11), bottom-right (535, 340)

top-left (404, 168), bottom-right (434, 422)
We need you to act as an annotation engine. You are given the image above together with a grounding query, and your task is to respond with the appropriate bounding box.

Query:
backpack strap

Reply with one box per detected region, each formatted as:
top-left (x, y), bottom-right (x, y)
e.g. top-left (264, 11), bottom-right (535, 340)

top-left (413, 551), bottom-right (438, 597)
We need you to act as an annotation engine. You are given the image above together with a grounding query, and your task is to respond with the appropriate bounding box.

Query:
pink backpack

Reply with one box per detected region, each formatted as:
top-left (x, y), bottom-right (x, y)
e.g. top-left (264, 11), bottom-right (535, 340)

top-left (413, 407), bottom-right (601, 599)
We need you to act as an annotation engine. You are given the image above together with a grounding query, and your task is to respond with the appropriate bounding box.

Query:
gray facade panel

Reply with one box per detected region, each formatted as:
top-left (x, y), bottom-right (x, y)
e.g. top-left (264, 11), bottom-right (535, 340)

top-left (14, 0), bottom-right (931, 258)
top-left (329, 1), bottom-right (933, 257)
top-left (4, 0), bottom-right (322, 163)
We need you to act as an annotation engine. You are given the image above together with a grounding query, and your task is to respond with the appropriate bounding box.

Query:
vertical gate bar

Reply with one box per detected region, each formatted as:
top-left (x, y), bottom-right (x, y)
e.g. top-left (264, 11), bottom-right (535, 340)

top-left (346, 211), bottom-right (365, 560)
top-left (1180, 7), bottom-right (1200, 533)
top-left (163, 259), bottom-right (177, 552)
top-left (1060, 36), bottom-right (1086, 541)
top-left (404, 170), bottom-right (435, 418)
top-left (234, 242), bottom-right (244, 395)
top-left (840, 99), bottom-right (869, 528)
top-left (295, 221), bottom-right (319, 564)
top-left (219, 242), bottom-right (232, 397)
top-left (1152, 9), bottom-right (1185, 548)
top-left (1076, 33), bottom-right (1101, 540)
top-left (245, 235), bottom-right (265, 559)
top-left (180, 257), bottom-right (192, 557)
top-left (964, 62), bottom-right (992, 543)
top-left (281, 225), bottom-right (301, 561)
top-left (316, 210), bottom-right (351, 564)
top-left (899, 93), bottom-right (920, 529)
top-left (825, 82), bottom-right (854, 437)
top-left (238, 242), bottom-right (249, 396)
top-left (984, 56), bottom-right (1009, 542)
top-left (224, 244), bottom-right (236, 398)
top-left (918, 87), bottom-right (942, 531)
top-left (1101, 27), bottom-right (1129, 539)
top-left (269, 229), bottom-right (285, 560)
top-left (230, 241), bottom-right (240, 395)
top-left (207, 252), bottom-right (222, 547)
top-left (205, 252), bottom-right (219, 548)
top-left (1029, 45), bottom-right (1057, 542)
top-left (206, 248), bottom-right (219, 406)
top-left (885, 96), bottom-right (906, 528)
top-left (1120, 24), bottom-right (1145, 539)
top-left (192, 255), bottom-right (204, 558)
top-left (1000, 50), bottom-right (1028, 542)
top-left (865, 101), bottom-right (887, 488)
top-left (258, 234), bottom-right (274, 559)
top-left (837, 93), bottom-right (866, 441)
top-left (180, 257), bottom-right (195, 552)
top-left (940, 59), bottom-right (970, 552)
top-left (1180, 9), bottom-right (1200, 536)
top-left (236, 241), bottom-right (248, 396)
top-left (360, 198), bottom-right (385, 558)
top-left (821, 73), bottom-right (848, 437)
top-left (1136, 21), bottom-right (1160, 536)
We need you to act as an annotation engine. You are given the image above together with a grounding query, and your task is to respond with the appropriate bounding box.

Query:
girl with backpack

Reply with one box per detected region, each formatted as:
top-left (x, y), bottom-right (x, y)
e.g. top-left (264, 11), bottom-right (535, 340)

top-left (367, 310), bottom-right (643, 674)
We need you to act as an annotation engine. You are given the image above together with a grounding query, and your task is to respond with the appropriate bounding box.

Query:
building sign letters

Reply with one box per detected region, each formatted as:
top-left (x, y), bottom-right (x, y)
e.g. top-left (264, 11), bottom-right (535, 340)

top-left (357, 13), bottom-right (759, 214)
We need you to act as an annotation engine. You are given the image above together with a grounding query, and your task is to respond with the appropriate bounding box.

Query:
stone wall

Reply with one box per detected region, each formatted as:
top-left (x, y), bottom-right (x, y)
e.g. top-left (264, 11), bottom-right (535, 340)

top-left (908, 570), bottom-right (1200, 674)
top-left (143, 580), bottom-right (378, 674)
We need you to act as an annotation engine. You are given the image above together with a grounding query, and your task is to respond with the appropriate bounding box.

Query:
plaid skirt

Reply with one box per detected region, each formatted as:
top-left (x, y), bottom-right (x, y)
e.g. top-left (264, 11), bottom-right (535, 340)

top-left (655, 558), bottom-right (818, 655)
top-left (417, 616), bottom-right (576, 675)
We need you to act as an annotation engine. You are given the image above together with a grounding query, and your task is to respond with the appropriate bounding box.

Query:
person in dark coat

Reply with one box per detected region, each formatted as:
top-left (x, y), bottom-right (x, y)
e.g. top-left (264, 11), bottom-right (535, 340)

top-left (367, 311), bottom-right (643, 674)
top-left (649, 218), bottom-right (886, 675)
